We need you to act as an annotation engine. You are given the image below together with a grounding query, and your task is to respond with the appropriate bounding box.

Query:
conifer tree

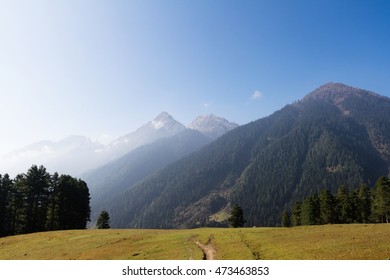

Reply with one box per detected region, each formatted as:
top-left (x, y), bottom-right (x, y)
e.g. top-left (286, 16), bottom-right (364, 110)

top-left (291, 201), bottom-right (302, 226)
top-left (356, 184), bottom-right (372, 223)
top-left (336, 185), bottom-right (353, 223)
top-left (281, 210), bottom-right (291, 227)
top-left (0, 174), bottom-right (13, 236)
top-left (46, 172), bottom-right (60, 231)
top-left (301, 195), bottom-right (320, 225)
top-left (10, 174), bottom-right (28, 235)
top-left (55, 175), bottom-right (91, 230)
top-left (372, 177), bottom-right (390, 223)
top-left (96, 211), bottom-right (111, 229)
top-left (24, 165), bottom-right (50, 233)
top-left (319, 189), bottom-right (336, 224)
top-left (0, 175), bottom-right (7, 236)
top-left (228, 204), bottom-right (246, 228)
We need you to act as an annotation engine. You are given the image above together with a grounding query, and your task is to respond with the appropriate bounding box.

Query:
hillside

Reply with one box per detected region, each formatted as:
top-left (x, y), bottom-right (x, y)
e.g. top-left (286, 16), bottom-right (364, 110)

top-left (0, 224), bottom-right (389, 260)
top-left (83, 129), bottom-right (212, 221)
top-left (105, 83), bottom-right (390, 228)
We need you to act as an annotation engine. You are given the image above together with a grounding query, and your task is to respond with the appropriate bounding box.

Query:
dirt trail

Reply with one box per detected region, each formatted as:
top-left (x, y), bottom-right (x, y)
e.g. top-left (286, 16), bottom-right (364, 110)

top-left (194, 238), bottom-right (216, 260)
top-left (239, 233), bottom-right (261, 260)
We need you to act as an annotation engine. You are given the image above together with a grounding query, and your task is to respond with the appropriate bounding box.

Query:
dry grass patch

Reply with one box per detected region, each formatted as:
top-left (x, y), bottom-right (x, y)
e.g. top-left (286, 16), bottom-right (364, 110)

top-left (0, 229), bottom-right (202, 260)
top-left (241, 224), bottom-right (390, 260)
top-left (0, 224), bottom-right (389, 260)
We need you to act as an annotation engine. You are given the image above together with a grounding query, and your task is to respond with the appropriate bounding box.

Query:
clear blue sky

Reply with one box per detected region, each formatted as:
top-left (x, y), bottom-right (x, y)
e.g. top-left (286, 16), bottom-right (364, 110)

top-left (1, 0), bottom-right (390, 155)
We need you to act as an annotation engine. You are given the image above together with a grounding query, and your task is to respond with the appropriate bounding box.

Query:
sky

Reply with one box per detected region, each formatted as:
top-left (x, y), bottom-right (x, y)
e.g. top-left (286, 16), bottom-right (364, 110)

top-left (1, 0), bottom-right (390, 155)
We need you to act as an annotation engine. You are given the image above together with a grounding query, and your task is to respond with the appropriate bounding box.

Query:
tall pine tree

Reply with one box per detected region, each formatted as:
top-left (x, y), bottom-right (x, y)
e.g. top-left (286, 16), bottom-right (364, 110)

top-left (356, 184), bottom-right (372, 223)
top-left (319, 189), bottom-right (336, 224)
top-left (96, 211), bottom-right (111, 229)
top-left (281, 210), bottom-right (291, 227)
top-left (291, 201), bottom-right (302, 226)
top-left (301, 194), bottom-right (320, 225)
top-left (228, 204), bottom-right (246, 228)
top-left (372, 177), bottom-right (390, 223)
top-left (23, 165), bottom-right (50, 233)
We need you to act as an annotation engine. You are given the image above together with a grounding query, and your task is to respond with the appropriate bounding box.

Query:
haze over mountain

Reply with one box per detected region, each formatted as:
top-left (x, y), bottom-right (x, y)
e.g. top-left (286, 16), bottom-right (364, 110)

top-left (101, 83), bottom-right (390, 229)
top-left (0, 112), bottom-right (237, 177)
top-left (0, 136), bottom-right (104, 176)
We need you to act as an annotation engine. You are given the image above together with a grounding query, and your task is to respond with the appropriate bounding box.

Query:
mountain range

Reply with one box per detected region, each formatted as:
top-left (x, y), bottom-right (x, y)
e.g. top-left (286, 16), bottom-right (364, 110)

top-left (2, 82), bottom-right (389, 229)
top-left (83, 113), bottom-right (238, 222)
top-left (0, 113), bottom-right (238, 177)
top-left (99, 83), bottom-right (390, 228)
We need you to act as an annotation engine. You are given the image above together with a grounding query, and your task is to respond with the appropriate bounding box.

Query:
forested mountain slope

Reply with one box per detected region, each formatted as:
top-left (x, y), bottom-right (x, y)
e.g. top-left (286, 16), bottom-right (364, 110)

top-left (83, 129), bottom-right (212, 221)
top-left (106, 83), bottom-right (390, 228)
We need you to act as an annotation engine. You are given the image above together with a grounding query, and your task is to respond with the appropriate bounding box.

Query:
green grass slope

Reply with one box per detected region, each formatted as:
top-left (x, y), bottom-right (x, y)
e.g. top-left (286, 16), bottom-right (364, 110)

top-left (0, 224), bottom-right (389, 260)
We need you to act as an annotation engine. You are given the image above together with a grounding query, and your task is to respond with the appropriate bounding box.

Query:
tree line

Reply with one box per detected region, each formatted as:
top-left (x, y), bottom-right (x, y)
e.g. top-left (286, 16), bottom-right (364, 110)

top-left (0, 165), bottom-right (90, 237)
top-left (282, 176), bottom-right (390, 227)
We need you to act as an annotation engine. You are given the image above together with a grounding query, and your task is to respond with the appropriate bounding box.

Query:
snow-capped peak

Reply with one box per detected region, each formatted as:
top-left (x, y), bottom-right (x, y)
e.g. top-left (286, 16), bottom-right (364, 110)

top-left (151, 112), bottom-right (176, 129)
top-left (188, 114), bottom-right (239, 139)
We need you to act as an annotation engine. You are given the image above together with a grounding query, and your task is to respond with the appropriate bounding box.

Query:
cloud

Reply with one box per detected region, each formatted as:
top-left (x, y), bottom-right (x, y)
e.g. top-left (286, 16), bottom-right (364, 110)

top-left (251, 90), bottom-right (263, 100)
top-left (203, 102), bottom-right (212, 108)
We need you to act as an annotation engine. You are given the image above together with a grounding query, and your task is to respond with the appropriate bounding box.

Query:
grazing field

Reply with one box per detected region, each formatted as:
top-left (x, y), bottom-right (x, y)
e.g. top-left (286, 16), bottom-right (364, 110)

top-left (0, 224), bottom-right (389, 260)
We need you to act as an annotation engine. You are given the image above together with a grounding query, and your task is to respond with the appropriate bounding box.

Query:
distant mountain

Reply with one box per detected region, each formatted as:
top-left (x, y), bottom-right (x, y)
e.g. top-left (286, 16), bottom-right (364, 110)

top-left (188, 114), bottom-right (239, 139)
top-left (0, 135), bottom-right (104, 176)
top-left (83, 129), bottom-right (212, 223)
top-left (0, 112), bottom-right (236, 187)
top-left (100, 112), bottom-right (186, 162)
top-left (0, 112), bottom-right (187, 176)
top-left (104, 83), bottom-right (390, 228)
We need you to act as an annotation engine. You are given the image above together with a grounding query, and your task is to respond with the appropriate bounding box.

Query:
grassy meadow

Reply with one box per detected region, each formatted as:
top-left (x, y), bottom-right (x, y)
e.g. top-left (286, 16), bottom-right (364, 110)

top-left (0, 224), bottom-right (389, 260)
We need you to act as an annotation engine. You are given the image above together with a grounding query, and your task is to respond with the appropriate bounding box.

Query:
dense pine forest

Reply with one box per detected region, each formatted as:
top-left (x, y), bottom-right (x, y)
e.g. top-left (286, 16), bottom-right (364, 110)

top-left (282, 176), bottom-right (390, 226)
top-left (0, 165), bottom-right (90, 237)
